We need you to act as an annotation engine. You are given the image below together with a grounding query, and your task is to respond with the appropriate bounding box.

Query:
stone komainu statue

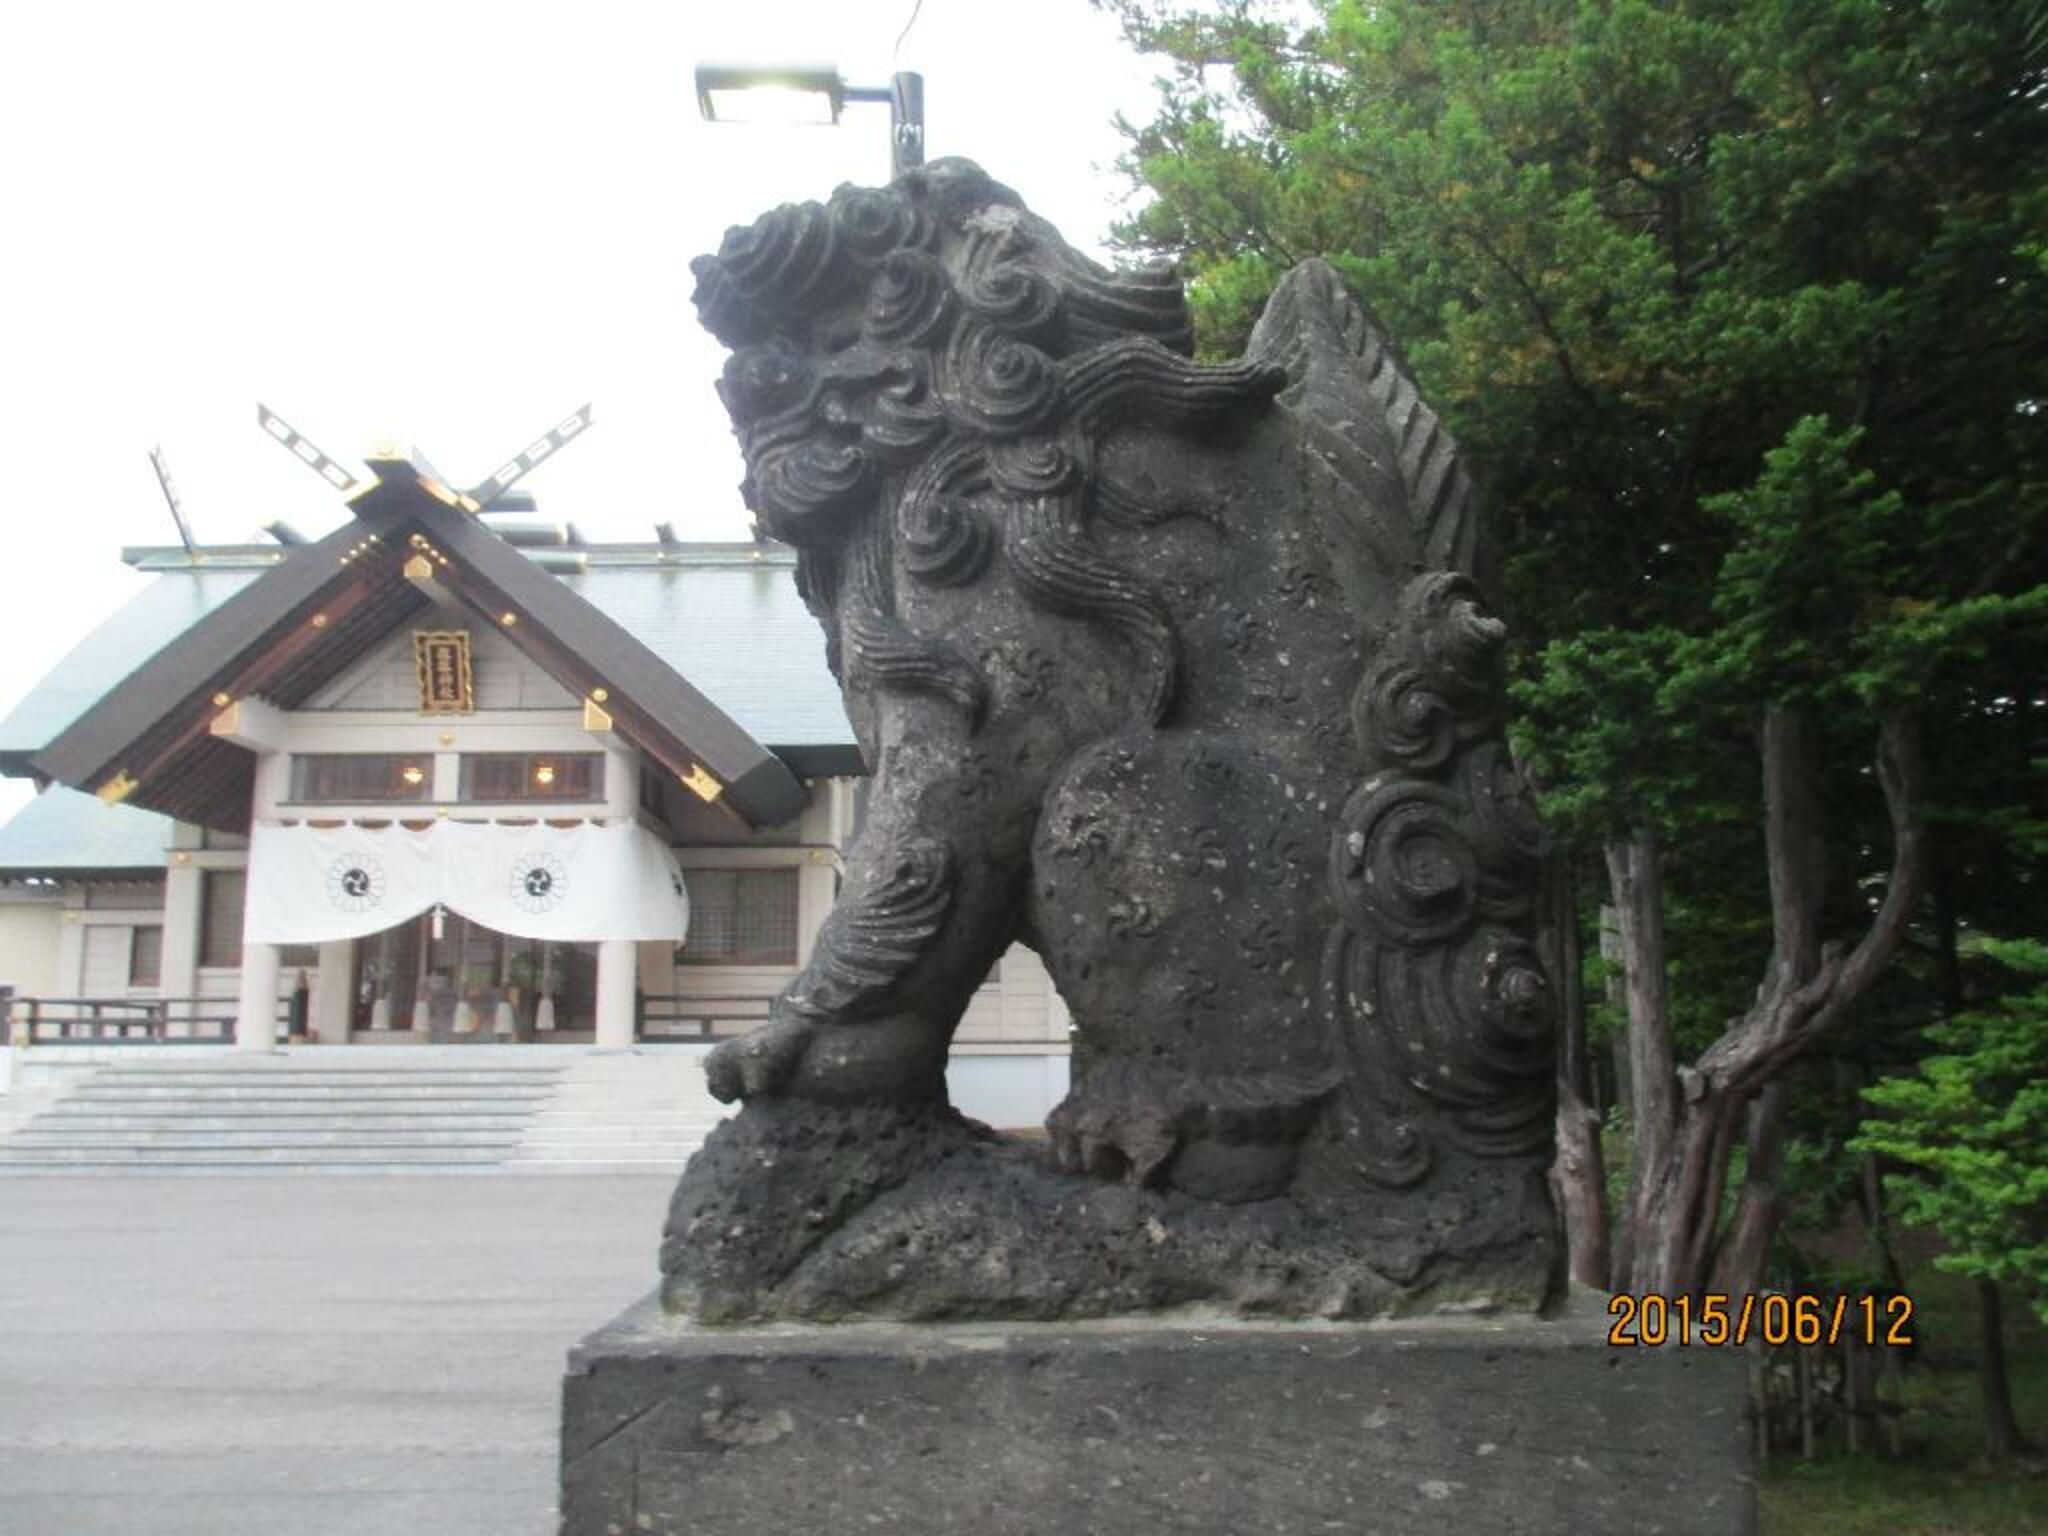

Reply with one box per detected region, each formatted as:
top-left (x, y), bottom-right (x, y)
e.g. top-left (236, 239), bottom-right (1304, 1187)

top-left (668, 160), bottom-right (1558, 1320)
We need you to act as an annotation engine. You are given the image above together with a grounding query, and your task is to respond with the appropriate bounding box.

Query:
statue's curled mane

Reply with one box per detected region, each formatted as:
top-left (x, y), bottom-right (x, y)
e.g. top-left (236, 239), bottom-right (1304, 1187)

top-left (691, 159), bottom-right (1284, 727)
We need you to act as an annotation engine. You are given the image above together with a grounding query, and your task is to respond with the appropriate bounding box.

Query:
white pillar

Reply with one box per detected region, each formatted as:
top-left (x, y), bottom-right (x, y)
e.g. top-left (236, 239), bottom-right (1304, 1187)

top-left (234, 942), bottom-right (281, 1051)
top-left (159, 862), bottom-right (203, 1024)
top-left (595, 938), bottom-right (636, 1050)
top-left (55, 909), bottom-right (85, 994)
top-left (312, 940), bottom-right (353, 1044)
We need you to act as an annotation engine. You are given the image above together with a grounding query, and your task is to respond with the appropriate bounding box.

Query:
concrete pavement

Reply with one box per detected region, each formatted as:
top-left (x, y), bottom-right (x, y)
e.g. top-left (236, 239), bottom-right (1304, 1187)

top-left (0, 1175), bottom-right (677, 1535)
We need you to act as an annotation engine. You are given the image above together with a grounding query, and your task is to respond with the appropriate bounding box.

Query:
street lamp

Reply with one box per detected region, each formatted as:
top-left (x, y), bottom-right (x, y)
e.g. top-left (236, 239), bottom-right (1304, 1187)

top-left (693, 62), bottom-right (925, 180)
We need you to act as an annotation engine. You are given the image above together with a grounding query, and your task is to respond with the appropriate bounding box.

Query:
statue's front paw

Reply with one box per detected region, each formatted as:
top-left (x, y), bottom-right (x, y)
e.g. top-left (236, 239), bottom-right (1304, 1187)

top-left (704, 1018), bottom-right (814, 1104)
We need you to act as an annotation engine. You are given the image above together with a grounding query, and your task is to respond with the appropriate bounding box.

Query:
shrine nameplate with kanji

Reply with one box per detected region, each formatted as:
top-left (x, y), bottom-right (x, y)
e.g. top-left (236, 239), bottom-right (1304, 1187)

top-left (413, 630), bottom-right (474, 715)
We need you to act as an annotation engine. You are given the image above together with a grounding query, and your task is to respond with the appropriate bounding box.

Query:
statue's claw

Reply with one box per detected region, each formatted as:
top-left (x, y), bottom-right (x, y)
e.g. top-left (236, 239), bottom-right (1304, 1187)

top-left (704, 1018), bottom-right (815, 1104)
top-left (1048, 1097), bottom-right (1179, 1187)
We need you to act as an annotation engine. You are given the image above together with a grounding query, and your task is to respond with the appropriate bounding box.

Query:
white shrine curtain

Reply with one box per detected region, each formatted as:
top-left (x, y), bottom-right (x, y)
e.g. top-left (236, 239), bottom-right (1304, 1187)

top-left (244, 820), bottom-right (689, 945)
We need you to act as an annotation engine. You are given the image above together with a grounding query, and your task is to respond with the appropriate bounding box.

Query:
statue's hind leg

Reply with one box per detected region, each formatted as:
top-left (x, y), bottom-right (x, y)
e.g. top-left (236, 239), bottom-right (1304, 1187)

top-left (1033, 731), bottom-right (1342, 1202)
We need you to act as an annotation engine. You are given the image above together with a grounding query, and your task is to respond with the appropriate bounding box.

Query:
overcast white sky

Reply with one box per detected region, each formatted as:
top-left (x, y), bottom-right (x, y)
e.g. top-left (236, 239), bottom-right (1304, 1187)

top-left (0, 0), bottom-right (1169, 818)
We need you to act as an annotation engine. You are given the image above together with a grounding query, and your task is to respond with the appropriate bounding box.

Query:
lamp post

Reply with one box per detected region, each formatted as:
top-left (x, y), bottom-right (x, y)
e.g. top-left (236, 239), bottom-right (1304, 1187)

top-left (693, 62), bottom-right (925, 180)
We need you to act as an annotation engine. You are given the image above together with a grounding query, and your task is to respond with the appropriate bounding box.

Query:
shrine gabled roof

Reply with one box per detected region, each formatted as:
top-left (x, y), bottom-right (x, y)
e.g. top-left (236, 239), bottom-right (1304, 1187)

top-left (0, 785), bottom-right (170, 877)
top-left (0, 470), bottom-right (854, 831)
top-left (0, 565), bottom-right (268, 765)
top-left (0, 548), bottom-right (854, 768)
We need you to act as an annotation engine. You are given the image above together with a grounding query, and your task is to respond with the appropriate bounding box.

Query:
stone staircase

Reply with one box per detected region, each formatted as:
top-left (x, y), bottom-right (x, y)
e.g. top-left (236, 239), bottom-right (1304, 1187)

top-left (0, 1050), bottom-right (726, 1175)
top-left (510, 1050), bottom-right (729, 1172)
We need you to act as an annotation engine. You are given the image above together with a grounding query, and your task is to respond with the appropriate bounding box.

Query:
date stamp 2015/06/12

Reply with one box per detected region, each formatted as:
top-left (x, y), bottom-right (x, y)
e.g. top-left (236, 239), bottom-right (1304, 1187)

top-left (1607, 1292), bottom-right (1915, 1348)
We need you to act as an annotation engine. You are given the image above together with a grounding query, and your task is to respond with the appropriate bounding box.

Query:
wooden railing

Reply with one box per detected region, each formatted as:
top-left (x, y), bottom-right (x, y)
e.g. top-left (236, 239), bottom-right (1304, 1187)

top-left (11, 996), bottom-right (287, 1046)
top-left (635, 993), bottom-right (776, 1041)
top-left (11, 994), bottom-right (763, 1046)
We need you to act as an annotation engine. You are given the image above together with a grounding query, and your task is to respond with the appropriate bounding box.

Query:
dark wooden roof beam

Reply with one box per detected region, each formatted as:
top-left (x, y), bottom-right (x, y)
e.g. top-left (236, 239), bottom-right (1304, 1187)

top-left (50, 542), bottom-right (402, 806)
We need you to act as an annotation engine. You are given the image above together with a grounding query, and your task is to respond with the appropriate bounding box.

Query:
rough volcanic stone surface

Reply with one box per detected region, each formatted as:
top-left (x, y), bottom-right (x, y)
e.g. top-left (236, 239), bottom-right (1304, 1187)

top-left (560, 1293), bottom-right (1757, 1536)
top-left (677, 157), bottom-right (1562, 1319)
top-left (661, 1101), bottom-right (1553, 1322)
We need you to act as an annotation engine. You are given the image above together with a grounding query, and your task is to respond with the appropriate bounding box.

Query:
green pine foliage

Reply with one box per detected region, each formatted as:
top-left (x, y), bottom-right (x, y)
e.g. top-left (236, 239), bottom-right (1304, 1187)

top-left (1855, 940), bottom-right (2048, 1325)
top-left (1107, 0), bottom-right (2048, 681)
top-left (1106, 0), bottom-right (2048, 1318)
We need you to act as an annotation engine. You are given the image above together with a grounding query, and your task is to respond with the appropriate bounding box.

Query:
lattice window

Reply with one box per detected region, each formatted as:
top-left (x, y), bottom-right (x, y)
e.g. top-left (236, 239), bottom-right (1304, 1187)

top-left (289, 754), bottom-right (431, 803)
top-left (680, 868), bottom-right (799, 965)
top-left (459, 753), bottom-right (603, 802)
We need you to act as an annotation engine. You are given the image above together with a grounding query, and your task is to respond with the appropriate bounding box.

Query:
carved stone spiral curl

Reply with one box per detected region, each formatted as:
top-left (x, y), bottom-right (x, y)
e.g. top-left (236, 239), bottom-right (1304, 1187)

top-left (958, 219), bottom-right (1061, 338)
top-left (1351, 659), bottom-right (1457, 774)
top-left (865, 249), bottom-right (957, 349)
top-left (942, 324), bottom-right (1062, 438)
top-left (1331, 776), bottom-right (1480, 947)
top-left (894, 441), bottom-right (992, 587)
top-left (859, 357), bottom-right (948, 464)
top-left (693, 201), bottom-right (844, 345)
top-left (900, 494), bottom-right (992, 591)
top-left (1356, 928), bottom-right (1552, 1158)
top-left (828, 183), bottom-right (931, 264)
top-left (749, 437), bottom-right (870, 545)
top-left (716, 339), bottom-right (817, 427)
top-left (1400, 572), bottom-right (1506, 698)
top-left (988, 437), bottom-right (1082, 497)
top-left (1313, 928), bottom-right (1434, 1190)
top-left (1452, 931), bottom-right (1554, 1090)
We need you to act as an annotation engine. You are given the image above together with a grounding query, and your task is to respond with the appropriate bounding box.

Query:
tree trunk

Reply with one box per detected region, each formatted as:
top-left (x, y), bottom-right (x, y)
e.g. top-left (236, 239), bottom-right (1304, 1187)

top-left (1606, 826), bottom-right (1673, 1290)
top-left (1613, 705), bottom-right (1924, 1298)
top-left (1543, 850), bottom-right (1609, 1288)
top-left (1797, 1344), bottom-right (1817, 1460)
top-left (1853, 1062), bottom-right (1907, 1292)
top-left (1549, 856), bottom-right (1592, 1106)
top-left (1552, 1082), bottom-right (1610, 1289)
top-left (1976, 1277), bottom-right (2026, 1462)
top-left (1844, 1339), bottom-right (1866, 1454)
top-left (1710, 1081), bottom-right (1792, 1296)
top-left (1596, 901), bottom-right (1633, 1120)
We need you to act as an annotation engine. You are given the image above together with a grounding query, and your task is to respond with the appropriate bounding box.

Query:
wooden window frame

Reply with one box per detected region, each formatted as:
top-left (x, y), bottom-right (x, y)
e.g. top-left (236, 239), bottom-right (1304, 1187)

top-left (288, 753), bottom-right (433, 804)
top-left (457, 752), bottom-right (605, 804)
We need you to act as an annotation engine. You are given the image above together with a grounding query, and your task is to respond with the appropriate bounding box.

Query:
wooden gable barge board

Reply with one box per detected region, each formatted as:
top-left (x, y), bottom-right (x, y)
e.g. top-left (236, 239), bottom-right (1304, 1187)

top-left (382, 498), bottom-right (807, 829)
top-left (81, 549), bottom-right (414, 808)
top-left (32, 519), bottom-right (372, 791)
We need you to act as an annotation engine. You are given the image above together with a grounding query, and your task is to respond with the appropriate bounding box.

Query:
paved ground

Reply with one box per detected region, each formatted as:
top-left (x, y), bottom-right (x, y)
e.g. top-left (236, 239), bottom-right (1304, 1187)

top-left (0, 1176), bottom-right (677, 1535)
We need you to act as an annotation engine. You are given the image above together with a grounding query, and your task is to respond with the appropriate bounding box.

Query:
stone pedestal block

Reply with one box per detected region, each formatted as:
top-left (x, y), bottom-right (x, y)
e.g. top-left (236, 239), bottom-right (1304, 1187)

top-left (560, 1294), bottom-right (1754, 1535)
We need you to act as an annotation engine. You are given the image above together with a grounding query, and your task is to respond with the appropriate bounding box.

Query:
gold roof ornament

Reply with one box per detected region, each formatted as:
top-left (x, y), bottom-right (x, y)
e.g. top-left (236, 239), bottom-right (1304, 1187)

top-left (679, 762), bottom-right (724, 802)
top-left (96, 771), bottom-right (138, 804)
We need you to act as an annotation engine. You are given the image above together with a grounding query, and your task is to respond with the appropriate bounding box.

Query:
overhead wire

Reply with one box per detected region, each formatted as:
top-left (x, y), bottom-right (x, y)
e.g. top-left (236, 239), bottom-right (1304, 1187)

top-left (892, 0), bottom-right (925, 63)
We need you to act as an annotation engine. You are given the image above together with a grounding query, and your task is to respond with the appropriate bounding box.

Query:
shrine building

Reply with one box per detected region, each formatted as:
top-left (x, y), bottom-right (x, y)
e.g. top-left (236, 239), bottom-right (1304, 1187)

top-left (0, 440), bottom-right (1069, 1126)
